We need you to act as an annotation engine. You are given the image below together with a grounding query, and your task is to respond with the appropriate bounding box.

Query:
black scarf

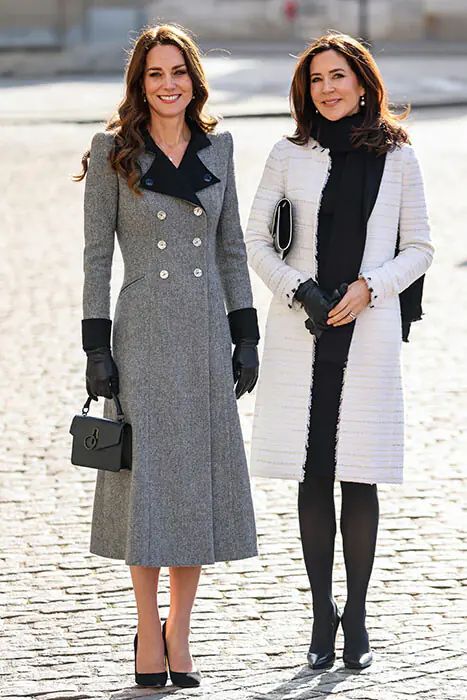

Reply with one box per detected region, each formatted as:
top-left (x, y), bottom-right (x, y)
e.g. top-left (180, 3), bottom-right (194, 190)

top-left (312, 113), bottom-right (370, 293)
top-left (311, 112), bottom-right (424, 343)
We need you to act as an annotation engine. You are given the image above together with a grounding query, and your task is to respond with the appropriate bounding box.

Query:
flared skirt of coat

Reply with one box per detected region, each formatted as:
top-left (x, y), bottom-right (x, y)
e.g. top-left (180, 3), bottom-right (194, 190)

top-left (89, 274), bottom-right (258, 567)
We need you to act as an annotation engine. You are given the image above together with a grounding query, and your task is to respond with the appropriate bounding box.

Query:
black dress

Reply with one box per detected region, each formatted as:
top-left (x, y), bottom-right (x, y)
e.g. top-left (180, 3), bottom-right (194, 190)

top-left (304, 151), bottom-right (352, 479)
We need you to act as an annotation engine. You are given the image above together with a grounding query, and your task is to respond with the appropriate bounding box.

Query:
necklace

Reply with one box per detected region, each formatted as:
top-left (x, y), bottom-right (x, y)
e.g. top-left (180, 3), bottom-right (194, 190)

top-left (152, 133), bottom-right (189, 165)
top-left (164, 152), bottom-right (175, 163)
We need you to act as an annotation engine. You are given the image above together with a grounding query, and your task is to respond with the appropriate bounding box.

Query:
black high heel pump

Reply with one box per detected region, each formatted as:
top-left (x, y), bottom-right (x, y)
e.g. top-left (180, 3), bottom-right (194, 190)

top-left (133, 633), bottom-right (168, 688)
top-left (162, 621), bottom-right (202, 688)
top-left (307, 606), bottom-right (341, 670)
top-left (341, 610), bottom-right (374, 670)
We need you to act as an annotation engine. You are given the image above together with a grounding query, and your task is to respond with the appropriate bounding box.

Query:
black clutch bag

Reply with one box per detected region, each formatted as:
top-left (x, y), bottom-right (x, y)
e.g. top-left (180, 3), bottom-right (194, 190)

top-left (271, 197), bottom-right (293, 259)
top-left (69, 394), bottom-right (132, 472)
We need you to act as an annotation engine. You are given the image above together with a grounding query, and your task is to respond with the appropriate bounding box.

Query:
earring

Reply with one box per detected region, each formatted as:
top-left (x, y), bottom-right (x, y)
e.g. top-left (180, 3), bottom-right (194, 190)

top-left (143, 93), bottom-right (147, 103)
top-left (360, 94), bottom-right (366, 107)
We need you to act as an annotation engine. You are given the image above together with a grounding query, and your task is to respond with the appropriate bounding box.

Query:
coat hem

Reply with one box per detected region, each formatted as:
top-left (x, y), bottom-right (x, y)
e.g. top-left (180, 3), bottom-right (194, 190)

top-left (336, 474), bottom-right (403, 485)
top-left (89, 545), bottom-right (258, 568)
top-left (252, 472), bottom-right (403, 485)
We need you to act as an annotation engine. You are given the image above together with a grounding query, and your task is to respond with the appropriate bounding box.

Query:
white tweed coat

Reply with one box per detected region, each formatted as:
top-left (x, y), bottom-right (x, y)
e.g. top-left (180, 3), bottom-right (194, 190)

top-left (245, 136), bottom-right (434, 484)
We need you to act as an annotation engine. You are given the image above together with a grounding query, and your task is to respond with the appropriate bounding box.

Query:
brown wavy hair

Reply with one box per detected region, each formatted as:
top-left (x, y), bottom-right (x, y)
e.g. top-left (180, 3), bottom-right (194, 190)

top-left (74, 24), bottom-right (218, 193)
top-left (289, 32), bottom-right (410, 154)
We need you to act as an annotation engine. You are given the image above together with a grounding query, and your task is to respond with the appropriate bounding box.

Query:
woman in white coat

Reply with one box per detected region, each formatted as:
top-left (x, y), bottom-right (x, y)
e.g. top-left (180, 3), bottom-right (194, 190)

top-left (246, 33), bottom-right (433, 670)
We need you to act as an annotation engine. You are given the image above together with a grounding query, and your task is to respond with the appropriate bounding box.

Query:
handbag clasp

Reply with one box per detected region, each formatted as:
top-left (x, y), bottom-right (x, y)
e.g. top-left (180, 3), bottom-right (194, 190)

top-left (84, 427), bottom-right (99, 450)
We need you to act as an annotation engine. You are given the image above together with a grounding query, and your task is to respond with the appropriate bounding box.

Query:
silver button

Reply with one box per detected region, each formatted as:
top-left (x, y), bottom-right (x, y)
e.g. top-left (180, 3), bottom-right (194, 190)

top-left (193, 268), bottom-right (203, 278)
top-left (160, 270), bottom-right (169, 279)
top-left (193, 206), bottom-right (203, 217)
top-left (192, 237), bottom-right (202, 247)
top-left (157, 210), bottom-right (167, 220)
top-left (157, 240), bottom-right (167, 250)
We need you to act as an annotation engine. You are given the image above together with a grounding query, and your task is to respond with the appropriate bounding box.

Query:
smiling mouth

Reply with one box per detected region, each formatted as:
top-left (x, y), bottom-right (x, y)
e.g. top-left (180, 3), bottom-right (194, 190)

top-left (157, 95), bottom-right (181, 103)
top-left (322, 98), bottom-right (341, 106)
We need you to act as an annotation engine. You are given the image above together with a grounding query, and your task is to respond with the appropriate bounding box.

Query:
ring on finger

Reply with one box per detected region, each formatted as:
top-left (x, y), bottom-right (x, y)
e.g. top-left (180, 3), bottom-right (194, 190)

top-left (348, 310), bottom-right (357, 320)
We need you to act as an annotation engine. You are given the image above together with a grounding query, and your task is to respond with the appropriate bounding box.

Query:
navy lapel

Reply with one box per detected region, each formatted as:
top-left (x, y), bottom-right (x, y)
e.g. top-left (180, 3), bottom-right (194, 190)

top-left (139, 125), bottom-right (220, 207)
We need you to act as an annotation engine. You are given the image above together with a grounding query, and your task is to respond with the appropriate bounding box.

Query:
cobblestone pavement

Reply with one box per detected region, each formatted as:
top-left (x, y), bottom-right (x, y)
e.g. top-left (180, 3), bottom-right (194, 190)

top-left (1, 110), bottom-right (466, 699)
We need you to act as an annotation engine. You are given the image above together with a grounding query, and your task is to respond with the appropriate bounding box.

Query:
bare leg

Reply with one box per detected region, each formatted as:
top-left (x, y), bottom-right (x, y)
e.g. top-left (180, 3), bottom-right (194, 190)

top-left (130, 565), bottom-right (166, 673)
top-left (165, 566), bottom-right (202, 672)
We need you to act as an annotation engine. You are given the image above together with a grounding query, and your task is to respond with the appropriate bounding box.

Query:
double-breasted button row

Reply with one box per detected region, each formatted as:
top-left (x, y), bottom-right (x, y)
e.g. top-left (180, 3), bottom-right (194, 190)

top-left (156, 206), bottom-right (204, 281)
top-left (157, 239), bottom-right (201, 250)
top-left (157, 207), bottom-right (204, 220)
top-left (158, 269), bottom-right (204, 280)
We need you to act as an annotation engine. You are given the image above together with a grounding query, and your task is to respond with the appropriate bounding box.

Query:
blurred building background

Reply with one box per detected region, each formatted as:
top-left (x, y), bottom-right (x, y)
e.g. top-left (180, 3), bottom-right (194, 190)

top-left (1, 0), bottom-right (467, 50)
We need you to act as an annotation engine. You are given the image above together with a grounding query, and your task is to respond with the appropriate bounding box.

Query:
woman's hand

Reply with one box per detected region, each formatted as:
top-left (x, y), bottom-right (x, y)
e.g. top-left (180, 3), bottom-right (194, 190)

top-left (85, 347), bottom-right (120, 399)
top-left (327, 278), bottom-right (370, 327)
top-left (232, 340), bottom-right (259, 399)
top-left (294, 278), bottom-right (338, 338)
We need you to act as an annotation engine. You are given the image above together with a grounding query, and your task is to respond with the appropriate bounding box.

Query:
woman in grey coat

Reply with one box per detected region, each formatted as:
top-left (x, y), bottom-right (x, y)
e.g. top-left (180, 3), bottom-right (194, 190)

top-left (74, 24), bottom-right (259, 689)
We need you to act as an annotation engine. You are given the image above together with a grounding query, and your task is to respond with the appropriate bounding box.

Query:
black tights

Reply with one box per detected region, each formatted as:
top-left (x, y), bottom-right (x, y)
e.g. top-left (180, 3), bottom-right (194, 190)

top-left (298, 474), bottom-right (379, 653)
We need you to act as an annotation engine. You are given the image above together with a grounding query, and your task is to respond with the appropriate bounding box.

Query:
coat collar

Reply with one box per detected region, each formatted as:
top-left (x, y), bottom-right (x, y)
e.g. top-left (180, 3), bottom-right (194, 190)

top-left (140, 123), bottom-right (220, 207)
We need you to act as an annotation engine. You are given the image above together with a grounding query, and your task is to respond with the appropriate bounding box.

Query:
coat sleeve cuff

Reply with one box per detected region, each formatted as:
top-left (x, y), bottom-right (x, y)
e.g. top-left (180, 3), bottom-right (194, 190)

top-left (227, 308), bottom-right (260, 344)
top-left (82, 318), bottom-right (112, 351)
top-left (359, 273), bottom-right (380, 309)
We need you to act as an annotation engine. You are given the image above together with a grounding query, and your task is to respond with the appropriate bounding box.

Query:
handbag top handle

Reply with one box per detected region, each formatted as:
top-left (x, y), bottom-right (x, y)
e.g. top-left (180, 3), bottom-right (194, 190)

top-left (82, 393), bottom-right (125, 422)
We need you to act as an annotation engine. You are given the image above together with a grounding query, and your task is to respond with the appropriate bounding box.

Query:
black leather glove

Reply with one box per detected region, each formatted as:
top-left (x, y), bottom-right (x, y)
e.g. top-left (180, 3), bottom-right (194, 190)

top-left (227, 308), bottom-right (260, 400)
top-left (85, 347), bottom-right (119, 399)
top-left (295, 279), bottom-right (348, 339)
top-left (232, 339), bottom-right (259, 399)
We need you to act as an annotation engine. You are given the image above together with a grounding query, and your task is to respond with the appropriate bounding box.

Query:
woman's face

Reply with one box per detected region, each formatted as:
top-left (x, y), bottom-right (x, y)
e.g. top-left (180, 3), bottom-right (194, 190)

top-left (309, 49), bottom-right (365, 121)
top-left (143, 44), bottom-right (194, 119)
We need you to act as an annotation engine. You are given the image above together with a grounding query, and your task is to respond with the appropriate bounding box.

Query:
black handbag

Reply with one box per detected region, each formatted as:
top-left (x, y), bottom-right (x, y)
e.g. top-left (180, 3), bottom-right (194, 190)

top-left (69, 394), bottom-right (132, 472)
top-left (271, 197), bottom-right (293, 259)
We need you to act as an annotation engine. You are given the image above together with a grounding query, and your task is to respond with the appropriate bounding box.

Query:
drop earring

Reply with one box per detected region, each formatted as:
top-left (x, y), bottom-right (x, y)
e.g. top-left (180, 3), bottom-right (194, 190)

top-left (143, 93), bottom-right (147, 103)
top-left (360, 94), bottom-right (366, 107)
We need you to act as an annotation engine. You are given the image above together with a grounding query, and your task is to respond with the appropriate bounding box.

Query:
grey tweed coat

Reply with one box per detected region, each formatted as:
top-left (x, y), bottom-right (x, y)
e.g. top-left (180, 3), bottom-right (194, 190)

top-left (83, 128), bottom-right (257, 567)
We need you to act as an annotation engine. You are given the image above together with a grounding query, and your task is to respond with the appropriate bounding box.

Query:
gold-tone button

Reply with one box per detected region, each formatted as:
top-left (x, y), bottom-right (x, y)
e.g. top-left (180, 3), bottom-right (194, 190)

top-left (193, 206), bottom-right (203, 217)
top-left (160, 270), bottom-right (169, 279)
top-left (157, 210), bottom-right (167, 220)
top-left (192, 237), bottom-right (202, 247)
top-left (157, 240), bottom-right (167, 250)
top-left (193, 268), bottom-right (203, 278)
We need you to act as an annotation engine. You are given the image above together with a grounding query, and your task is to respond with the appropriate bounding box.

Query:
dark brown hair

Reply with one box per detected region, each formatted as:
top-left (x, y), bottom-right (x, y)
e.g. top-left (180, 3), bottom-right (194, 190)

top-left (289, 32), bottom-right (410, 153)
top-left (74, 24), bottom-right (217, 193)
